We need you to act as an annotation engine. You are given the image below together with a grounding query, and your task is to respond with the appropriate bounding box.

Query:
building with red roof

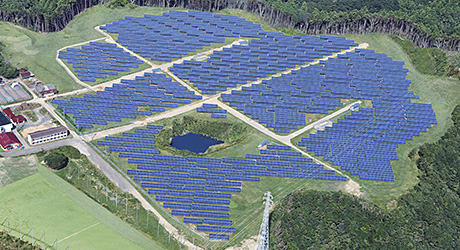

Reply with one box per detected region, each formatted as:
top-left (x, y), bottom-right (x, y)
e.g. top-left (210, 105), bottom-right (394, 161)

top-left (19, 69), bottom-right (33, 79)
top-left (0, 132), bottom-right (22, 151)
top-left (1, 108), bottom-right (26, 125)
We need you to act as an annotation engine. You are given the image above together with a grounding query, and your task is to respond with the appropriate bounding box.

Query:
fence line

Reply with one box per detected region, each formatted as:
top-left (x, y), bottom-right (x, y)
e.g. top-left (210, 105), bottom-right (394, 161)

top-left (0, 217), bottom-right (69, 250)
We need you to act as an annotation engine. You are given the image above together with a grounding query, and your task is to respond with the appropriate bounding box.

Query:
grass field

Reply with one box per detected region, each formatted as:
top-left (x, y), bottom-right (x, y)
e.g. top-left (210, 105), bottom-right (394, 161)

top-left (0, 155), bottom-right (37, 188)
top-left (0, 6), bottom-right (186, 93)
top-left (0, 162), bottom-right (163, 250)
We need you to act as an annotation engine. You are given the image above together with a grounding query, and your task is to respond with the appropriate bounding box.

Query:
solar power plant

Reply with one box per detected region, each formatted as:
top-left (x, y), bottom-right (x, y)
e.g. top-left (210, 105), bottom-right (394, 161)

top-left (55, 10), bottom-right (436, 243)
top-left (292, 49), bottom-right (436, 182)
top-left (51, 71), bottom-right (201, 128)
top-left (58, 42), bottom-right (144, 82)
top-left (198, 103), bottom-right (227, 119)
top-left (170, 33), bottom-right (357, 94)
top-left (97, 126), bottom-right (346, 240)
top-left (100, 10), bottom-right (266, 62)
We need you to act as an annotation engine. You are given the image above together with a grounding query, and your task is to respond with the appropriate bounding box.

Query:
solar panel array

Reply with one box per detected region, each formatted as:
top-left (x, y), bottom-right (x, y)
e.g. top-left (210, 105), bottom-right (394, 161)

top-left (197, 103), bottom-right (227, 119)
top-left (97, 125), bottom-right (345, 240)
top-left (58, 42), bottom-right (144, 82)
top-left (292, 49), bottom-right (437, 182)
top-left (77, 10), bottom-right (435, 240)
top-left (171, 34), bottom-right (357, 94)
top-left (52, 71), bottom-right (201, 128)
top-left (100, 10), bottom-right (264, 62)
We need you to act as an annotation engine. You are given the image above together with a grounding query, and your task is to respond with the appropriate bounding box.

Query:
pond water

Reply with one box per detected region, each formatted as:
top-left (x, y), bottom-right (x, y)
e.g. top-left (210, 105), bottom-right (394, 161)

top-left (170, 132), bottom-right (224, 153)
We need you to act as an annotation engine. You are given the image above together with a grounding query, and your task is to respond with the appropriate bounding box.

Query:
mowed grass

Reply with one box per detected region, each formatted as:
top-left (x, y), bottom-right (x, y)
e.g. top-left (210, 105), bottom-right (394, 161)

top-left (0, 164), bottom-right (163, 249)
top-left (0, 155), bottom-right (37, 188)
top-left (0, 5), bottom-right (185, 93)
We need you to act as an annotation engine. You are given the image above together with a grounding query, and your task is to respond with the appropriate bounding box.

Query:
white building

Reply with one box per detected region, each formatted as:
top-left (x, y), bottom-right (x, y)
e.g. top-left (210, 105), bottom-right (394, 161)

top-left (27, 126), bottom-right (69, 145)
top-left (0, 112), bottom-right (14, 133)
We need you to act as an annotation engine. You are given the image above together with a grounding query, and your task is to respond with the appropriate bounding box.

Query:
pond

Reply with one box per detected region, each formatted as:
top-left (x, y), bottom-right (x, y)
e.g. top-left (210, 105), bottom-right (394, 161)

top-left (170, 132), bottom-right (224, 154)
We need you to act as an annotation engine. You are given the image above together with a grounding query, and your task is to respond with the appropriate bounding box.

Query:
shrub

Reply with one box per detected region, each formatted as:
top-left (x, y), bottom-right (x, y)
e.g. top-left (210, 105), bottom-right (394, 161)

top-left (44, 152), bottom-right (69, 170)
top-left (55, 146), bottom-right (82, 159)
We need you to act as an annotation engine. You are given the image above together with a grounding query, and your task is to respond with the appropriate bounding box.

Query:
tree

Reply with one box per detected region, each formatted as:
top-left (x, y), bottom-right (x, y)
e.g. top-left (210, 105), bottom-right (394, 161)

top-left (44, 152), bottom-right (69, 170)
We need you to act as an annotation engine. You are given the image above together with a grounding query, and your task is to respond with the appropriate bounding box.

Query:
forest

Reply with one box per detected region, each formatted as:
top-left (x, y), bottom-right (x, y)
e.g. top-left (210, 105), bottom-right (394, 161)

top-left (1, 0), bottom-right (460, 50)
top-left (269, 105), bottom-right (460, 249)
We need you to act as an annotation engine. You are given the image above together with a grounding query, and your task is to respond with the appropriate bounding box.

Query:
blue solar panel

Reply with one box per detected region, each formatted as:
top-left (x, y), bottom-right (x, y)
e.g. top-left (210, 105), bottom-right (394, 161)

top-left (184, 217), bottom-right (203, 224)
top-left (197, 225), bottom-right (235, 233)
top-left (209, 233), bottom-right (229, 241)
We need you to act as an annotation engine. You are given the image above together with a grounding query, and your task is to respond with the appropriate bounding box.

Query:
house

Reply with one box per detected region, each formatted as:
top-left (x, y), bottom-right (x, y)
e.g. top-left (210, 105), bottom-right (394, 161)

top-left (2, 108), bottom-right (26, 124)
top-left (0, 112), bottom-right (13, 133)
top-left (35, 84), bottom-right (58, 98)
top-left (27, 126), bottom-right (69, 145)
top-left (19, 69), bottom-right (32, 79)
top-left (0, 132), bottom-right (22, 151)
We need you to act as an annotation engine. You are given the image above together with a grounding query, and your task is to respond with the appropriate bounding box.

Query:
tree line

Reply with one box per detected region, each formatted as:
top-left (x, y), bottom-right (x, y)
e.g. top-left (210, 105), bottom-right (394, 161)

top-left (0, 42), bottom-right (18, 79)
top-left (0, 0), bottom-right (460, 50)
top-left (269, 105), bottom-right (460, 249)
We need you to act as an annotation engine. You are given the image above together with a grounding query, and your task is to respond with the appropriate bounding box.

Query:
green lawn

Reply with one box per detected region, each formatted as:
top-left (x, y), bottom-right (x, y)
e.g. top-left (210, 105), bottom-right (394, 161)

top-left (0, 163), bottom-right (163, 250)
top-left (0, 6), bottom-right (185, 93)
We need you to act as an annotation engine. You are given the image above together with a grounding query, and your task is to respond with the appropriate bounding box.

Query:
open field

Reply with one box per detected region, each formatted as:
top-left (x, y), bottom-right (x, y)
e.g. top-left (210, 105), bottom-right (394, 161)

top-left (0, 163), bottom-right (163, 249)
top-left (0, 155), bottom-right (37, 188)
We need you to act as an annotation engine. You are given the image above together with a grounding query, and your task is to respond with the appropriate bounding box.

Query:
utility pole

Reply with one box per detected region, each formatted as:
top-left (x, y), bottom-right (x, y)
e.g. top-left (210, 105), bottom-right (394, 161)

top-left (256, 191), bottom-right (273, 250)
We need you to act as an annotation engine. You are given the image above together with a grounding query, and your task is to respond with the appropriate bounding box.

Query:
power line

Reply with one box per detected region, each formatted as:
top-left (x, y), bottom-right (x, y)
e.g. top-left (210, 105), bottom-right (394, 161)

top-left (256, 191), bottom-right (273, 250)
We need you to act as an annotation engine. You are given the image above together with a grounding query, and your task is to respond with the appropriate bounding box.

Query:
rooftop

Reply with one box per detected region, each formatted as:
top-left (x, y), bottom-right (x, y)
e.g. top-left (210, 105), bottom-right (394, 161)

top-left (0, 132), bottom-right (20, 149)
top-left (36, 84), bottom-right (57, 93)
top-left (0, 112), bottom-right (12, 126)
top-left (28, 126), bottom-right (68, 139)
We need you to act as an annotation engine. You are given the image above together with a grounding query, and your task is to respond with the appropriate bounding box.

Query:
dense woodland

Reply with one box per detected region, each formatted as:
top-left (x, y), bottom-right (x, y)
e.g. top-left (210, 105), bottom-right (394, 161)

top-left (156, 116), bottom-right (247, 155)
top-left (389, 35), bottom-right (460, 78)
top-left (270, 105), bottom-right (460, 249)
top-left (1, 0), bottom-right (460, 50)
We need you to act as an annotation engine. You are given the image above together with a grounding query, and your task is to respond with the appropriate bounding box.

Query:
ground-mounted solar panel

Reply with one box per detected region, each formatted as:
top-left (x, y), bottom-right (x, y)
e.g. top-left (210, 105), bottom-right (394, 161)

top-left (209, 233), bottom-right (229, 241)
top-left (172, 210), bottom-right (191, 216)
top-left (184, 217), bottom-right (203, 224)
top-left (191, 211), bottom-right (229, 219)
top-left (203, 218), bottom-right (232, 226)
top-left (197, 225), bottom-right (235, 233)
